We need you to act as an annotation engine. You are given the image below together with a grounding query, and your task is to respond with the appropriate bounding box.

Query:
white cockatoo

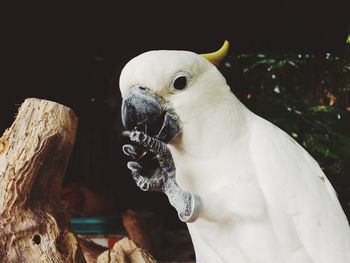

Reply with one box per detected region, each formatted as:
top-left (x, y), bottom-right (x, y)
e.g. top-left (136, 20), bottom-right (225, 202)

top-left (119, 41), bottom-right (350, 263)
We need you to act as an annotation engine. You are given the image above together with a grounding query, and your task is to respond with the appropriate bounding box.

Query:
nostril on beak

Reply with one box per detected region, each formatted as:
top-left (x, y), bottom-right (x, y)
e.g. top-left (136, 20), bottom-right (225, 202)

top-left (139, 86), bottom-right (147, 91)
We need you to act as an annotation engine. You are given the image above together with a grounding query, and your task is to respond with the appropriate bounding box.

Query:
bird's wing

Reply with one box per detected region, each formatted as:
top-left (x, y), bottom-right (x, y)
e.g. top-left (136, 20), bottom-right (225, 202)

top-left (249, 116), bottom-right (350, 263)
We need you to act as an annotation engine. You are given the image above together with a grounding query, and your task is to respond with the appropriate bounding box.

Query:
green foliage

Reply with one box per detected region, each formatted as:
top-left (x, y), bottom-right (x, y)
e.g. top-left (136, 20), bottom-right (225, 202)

top-left (221, 52), bottom-right (350, 215)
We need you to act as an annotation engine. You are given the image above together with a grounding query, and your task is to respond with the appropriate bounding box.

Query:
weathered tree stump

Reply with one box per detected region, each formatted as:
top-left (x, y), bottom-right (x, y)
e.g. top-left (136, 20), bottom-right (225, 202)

top-left (0, 98), bottom-right (85, 262)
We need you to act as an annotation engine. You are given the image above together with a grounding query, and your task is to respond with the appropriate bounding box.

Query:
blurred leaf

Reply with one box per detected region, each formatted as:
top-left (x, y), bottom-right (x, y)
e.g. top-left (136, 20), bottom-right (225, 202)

top-left (309, 105), bottom-right (336, 112)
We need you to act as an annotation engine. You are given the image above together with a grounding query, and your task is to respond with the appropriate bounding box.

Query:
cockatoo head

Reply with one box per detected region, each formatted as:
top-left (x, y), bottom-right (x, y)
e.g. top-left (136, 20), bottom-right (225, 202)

top-left (119, 41), bottom-right (231, 145)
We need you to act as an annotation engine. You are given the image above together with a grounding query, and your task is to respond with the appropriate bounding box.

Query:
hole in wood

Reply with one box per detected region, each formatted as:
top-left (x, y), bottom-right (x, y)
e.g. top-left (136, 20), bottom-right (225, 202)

top-left (33, 234), bottom-right (41, 245)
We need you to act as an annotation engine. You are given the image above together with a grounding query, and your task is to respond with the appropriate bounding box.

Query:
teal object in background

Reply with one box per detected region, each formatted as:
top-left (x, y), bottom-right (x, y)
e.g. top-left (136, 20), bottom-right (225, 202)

top-left (70, 216), bottom-right (120, 234)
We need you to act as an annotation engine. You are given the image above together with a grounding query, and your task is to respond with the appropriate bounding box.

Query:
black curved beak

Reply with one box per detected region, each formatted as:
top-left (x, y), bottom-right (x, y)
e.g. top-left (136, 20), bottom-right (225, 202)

top-left (121, 86), bottom-right (182, 143)
top-left (122, 86), bottom-right (162, 131)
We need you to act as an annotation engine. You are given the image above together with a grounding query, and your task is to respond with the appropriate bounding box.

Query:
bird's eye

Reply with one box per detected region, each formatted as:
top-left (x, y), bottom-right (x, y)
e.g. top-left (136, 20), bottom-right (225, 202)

top-left (171, 73), bottom-right (190, 92)
top-left (173, 76), bottom-right (187, 90)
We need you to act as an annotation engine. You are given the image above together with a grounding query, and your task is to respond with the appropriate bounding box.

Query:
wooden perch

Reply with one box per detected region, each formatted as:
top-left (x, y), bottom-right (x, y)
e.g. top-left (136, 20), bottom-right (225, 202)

top-left (97, 237), bottom-right (157, 263)
top-left (0, 98), bottom-right (85, 262)
top-left (78, 237), bottom-right (107, 263)
top-left (122, 209), bottom-right (163, 257)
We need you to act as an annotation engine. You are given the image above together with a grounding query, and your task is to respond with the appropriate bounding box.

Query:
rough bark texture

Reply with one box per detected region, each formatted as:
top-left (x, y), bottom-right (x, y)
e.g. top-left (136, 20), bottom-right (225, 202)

top-left (0, 98), bottom-right (85, 262)
top-left (122, 209), bottom-right (164, 257)
top-left (122, 210), bottom-right (195, 262)
top-left (78, 237), bottom-right (107, 263)
top-left (97, 237), bottom-right (157, 263)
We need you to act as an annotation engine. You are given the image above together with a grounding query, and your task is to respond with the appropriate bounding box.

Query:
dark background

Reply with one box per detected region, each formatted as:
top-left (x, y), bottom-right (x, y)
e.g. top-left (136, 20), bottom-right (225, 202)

top-left (1, 1), bottom-right (350, 227)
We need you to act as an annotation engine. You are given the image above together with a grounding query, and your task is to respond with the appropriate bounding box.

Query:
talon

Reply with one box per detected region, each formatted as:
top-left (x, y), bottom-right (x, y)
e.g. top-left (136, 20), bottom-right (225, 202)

top-left (140, 182), bottom-right (150, 191)
top-left (127, 161), bottom-right (142, 172)
top-left (123, 144), bottom-right (138, 157)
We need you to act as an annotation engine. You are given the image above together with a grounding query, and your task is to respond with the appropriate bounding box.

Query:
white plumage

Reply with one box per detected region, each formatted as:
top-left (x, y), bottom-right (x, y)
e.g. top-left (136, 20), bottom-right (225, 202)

top-left (119, 48), bottom-right (350, 262)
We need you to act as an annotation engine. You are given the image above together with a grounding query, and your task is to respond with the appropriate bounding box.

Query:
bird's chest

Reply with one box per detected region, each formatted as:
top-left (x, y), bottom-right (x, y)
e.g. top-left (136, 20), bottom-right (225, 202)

top-left (173, 151), bottom-right (254, 195)
top-left (188, 219), bottom-right (283, 263)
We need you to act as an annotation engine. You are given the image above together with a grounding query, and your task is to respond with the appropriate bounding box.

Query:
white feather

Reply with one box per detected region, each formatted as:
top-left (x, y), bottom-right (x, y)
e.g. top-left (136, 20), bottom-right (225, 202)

top-left (249, 115), bottom-right (350, 262)
top-left (120, 49), bottom-right (350, 263)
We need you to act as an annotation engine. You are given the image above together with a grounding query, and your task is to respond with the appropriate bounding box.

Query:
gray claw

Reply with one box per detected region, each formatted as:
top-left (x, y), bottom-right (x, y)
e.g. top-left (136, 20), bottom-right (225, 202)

top-left (129, 132), bottom-right (170, 161)
top-left (140, 182), bottom-right (150, 191)
top-left (123, 144), bottom-right (138, 158)
top-left (127, 161), bottom-right (142, 172)
top-left (125, 130), bottom-right (200, 222)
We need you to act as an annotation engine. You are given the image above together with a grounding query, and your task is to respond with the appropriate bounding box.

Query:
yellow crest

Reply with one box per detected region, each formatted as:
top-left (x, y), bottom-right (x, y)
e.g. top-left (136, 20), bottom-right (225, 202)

top-left (201, 40), bottom-right (230, 66)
